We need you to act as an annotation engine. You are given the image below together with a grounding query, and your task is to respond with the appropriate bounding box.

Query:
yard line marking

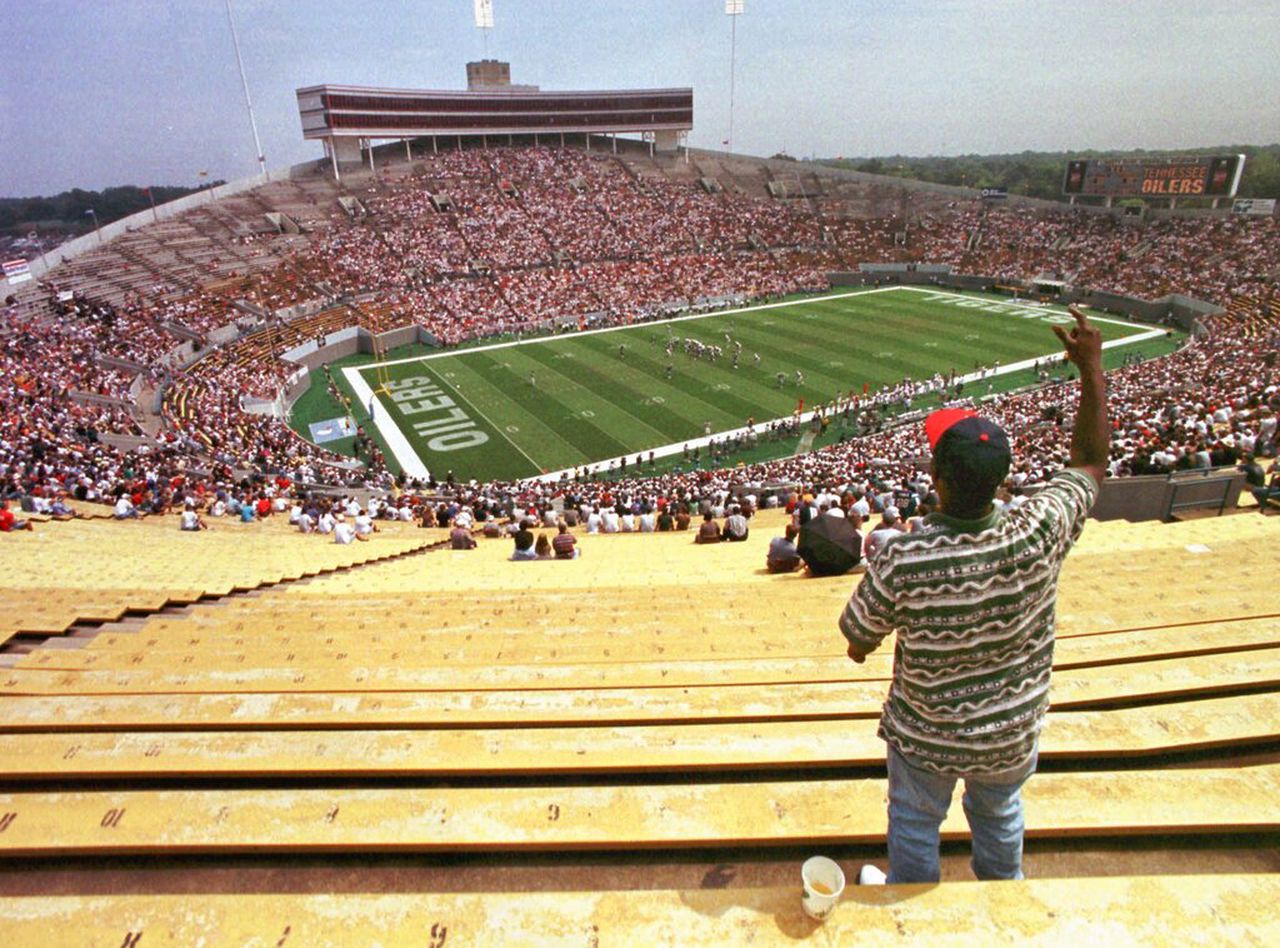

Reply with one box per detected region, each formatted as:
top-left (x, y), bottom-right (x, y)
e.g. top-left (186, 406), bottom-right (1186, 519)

top-left (412, 362), bottom-right (548, 476)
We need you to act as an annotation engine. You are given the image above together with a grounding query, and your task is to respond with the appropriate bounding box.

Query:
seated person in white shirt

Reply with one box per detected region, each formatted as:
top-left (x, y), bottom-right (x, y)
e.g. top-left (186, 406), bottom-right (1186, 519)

top-left (862, 507), bottom-right (906, 561)
top-left (333, 514), bottom-right (364, 544)
top-left (179, 502), bottom-right (208, 531)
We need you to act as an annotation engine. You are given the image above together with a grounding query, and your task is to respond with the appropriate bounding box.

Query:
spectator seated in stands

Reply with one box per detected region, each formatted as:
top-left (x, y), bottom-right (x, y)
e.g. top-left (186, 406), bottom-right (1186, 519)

top-left (0, 499), bottom-right (33, 532)
top-left (449, 522), bottom-right (477, 550)
top-left (695, 510), bottom-right (722, 544)
top-left (1250, 458), bottom-right (1280, 512)
top-left (863, 506), bottom-right (906, 561)
top-left (48, 492), bottom-right (78, 521)
top-left (333, 513), bottom-right (365, 544)
top-left (354, 508), bottom-right (377, 538)
top-left (798, 513), bottom-right (863, 577)
top-left (552, 520), bottom-right (580, 559)
top-left (510, 520), bottom-right (538, 560)
top-left (179, 501), bottom-right (208, 532)
top-left (766, 523), bottom-right (802, 573)
top-left (723, 504), bottom-right (749, 541)
top-left (113, 491), bottom-right (142, 520)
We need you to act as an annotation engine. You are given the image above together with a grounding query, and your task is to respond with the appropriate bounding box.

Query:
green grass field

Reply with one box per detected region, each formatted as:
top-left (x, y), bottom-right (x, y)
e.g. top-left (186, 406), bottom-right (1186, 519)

top-left (300, 286), bottom-right (1168, 482)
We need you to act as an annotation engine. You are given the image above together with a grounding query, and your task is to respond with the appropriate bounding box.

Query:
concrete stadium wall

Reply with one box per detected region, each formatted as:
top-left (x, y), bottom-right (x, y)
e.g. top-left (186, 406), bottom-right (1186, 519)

top-left (1090, 475), bottom-right (1171, 521)
top-left (98, 433), bottom-right (153, 453)
top-left (1165, 469), bottom-right (1247, 517)
top-left (1058, 288), bottom-right (1222, 332)
top-left (282, 368), bottom-right (312, 409)
top-left (282, 324), bottom-right (432, 374)
top-left (1029, 469), bottom-right (1243, 522)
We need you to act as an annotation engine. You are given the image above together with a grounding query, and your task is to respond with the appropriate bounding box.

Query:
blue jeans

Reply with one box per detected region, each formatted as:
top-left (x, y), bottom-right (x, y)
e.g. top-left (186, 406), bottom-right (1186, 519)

top-left (885, 743), bottom-right (1037, 884)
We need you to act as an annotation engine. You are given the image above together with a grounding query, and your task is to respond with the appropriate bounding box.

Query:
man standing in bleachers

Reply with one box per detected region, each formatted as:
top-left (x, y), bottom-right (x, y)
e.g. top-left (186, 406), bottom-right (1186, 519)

top-left (842, 307), bottom-right (1107, 887)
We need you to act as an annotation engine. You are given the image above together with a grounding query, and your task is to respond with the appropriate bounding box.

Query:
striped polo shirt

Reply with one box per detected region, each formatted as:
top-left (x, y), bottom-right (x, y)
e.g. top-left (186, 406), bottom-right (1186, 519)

top-left (840, 468), bottom-right (1097, 776)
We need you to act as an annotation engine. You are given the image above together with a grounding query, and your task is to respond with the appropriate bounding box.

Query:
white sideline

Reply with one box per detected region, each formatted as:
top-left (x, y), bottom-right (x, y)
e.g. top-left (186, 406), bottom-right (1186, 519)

top-left (343, 369), bottom-right (431, 482)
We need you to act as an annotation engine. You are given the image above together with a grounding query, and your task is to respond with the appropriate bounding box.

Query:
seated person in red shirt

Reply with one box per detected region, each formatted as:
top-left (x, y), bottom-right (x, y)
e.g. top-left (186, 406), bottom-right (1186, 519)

top-left (552, 521), bottom-right (580, 559)
top-left (0, 500), bottom-right (33, 532)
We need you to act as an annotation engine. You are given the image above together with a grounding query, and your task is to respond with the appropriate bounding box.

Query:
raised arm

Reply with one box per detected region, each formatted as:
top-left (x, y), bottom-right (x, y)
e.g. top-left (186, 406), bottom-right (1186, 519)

top-left (1052, 306), bottom-right (1109, 488)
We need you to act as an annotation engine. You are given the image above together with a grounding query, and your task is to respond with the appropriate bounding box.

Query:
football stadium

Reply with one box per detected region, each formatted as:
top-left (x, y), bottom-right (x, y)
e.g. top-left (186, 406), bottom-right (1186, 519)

top-left (1, 2), bottom-right (1279, 942)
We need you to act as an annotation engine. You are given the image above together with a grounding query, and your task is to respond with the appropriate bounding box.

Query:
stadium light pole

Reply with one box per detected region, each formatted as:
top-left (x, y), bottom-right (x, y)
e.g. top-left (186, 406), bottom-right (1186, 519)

top-left (225, 0), bottom-right (268, 179)
top-left (726, 1), bottom-right (744, 153)
top-left (475, 0), bottom-right (494, 56)
top-left (85, 208), bottom-right (101, 244)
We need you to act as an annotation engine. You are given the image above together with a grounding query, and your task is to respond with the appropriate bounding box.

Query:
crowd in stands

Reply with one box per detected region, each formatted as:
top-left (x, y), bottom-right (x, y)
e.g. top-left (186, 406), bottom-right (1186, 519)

top-left (909, 204), bottom-right (1280, 303)
top-left (283, 147), bottom-right (835, 343)
top-left (4, 143), bottom-right (1280, 523)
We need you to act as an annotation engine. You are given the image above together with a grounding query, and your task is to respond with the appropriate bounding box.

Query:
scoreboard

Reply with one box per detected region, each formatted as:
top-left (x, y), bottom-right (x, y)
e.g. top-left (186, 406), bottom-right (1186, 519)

top-left (1062, 155), bottom-right (1245, 198)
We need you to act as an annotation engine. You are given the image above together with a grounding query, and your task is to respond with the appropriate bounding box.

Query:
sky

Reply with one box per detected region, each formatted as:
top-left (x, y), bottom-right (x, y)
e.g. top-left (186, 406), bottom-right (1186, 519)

top-left (2, 0), bottom-right (1279, 197)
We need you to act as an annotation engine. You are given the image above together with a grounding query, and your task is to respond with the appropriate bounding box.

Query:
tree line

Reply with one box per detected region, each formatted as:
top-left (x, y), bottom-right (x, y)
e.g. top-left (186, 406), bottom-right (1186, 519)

top-left (0, 183), bottom-right (226, 235)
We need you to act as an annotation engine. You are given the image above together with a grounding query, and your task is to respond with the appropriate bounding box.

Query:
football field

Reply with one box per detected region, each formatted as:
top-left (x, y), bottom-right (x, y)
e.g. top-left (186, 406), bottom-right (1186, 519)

top-left (340, 286), bottom-right (1164, 482)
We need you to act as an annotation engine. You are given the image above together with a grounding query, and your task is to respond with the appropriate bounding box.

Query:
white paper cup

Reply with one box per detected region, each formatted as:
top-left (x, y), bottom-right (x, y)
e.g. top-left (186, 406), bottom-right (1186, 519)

top-left (801, 855), bottom-right (846, 921)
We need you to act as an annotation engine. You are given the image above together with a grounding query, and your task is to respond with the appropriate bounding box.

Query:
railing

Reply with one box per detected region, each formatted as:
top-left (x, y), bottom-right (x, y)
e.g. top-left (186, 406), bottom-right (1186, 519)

top-left (1166, 469), bottom-right (1246, 520)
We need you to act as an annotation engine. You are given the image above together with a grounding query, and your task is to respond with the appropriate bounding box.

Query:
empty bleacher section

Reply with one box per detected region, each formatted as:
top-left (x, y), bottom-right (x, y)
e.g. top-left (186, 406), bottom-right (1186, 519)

top-left (0, 511), bottom-right (1277, 940)
top-left (0, 514), bottom-right (443, 646)
top-left (1, 876), bottom-right (1276, 944)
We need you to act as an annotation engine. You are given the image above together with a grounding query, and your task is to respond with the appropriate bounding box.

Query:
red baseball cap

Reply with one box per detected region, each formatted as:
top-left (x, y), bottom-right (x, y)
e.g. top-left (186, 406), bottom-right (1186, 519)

top-left (925, 408), bottom-right (1012, 485)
